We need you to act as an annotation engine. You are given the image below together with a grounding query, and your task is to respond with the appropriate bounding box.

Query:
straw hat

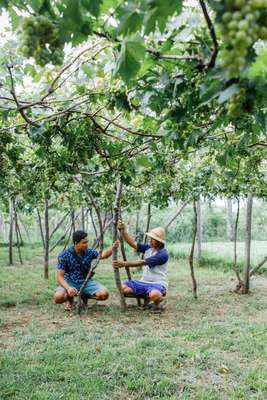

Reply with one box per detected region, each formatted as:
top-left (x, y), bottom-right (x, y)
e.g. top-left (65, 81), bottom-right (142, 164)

top-left (146, 227), bottom-right (166, 244)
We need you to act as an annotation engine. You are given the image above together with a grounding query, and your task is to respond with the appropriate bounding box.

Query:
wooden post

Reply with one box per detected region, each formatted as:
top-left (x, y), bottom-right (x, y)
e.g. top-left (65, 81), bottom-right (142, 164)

top-left (242, 193), bottom-right (253, 294)
top-left (226, 198), bottom-right (234, 241)
top-left (232, 199), bottom-right (244, 292)
top-left (196, 199), bottom-right (202, 262)
top-left (44, 194), bottom-right (49, 279)
top-left (189, 201), bottom-right (198, 299)
top-left (8, 198), bottom-right (14, 265)
top-left (113, 178), bottom-right (127, 311)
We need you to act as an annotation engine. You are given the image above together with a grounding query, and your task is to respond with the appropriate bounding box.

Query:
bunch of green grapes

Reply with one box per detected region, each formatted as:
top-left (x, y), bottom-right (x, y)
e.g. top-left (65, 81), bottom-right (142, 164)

top-left (226, 88), bottom-right (246, 116)
top-left (219, 0), bottom-right (267, 78)
top-left (20, 16), bottom-right (64, 67)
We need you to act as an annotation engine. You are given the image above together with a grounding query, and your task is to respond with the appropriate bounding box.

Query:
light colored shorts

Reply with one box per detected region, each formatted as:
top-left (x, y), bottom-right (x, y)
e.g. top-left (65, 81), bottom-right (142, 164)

top-left (54, 279), bottom-right (107, 297)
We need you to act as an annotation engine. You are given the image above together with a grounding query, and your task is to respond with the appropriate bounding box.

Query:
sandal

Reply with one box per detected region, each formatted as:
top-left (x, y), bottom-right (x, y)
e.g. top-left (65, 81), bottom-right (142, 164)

top-left (142, 303), bottom-right (153, 310)
top-left (149, 304), bottom-right (166, 314)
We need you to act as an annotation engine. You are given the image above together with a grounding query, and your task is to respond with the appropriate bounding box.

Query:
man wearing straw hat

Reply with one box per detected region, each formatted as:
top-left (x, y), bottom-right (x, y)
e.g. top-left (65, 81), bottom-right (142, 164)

top-left (113, 222), bottom-right (168, 312)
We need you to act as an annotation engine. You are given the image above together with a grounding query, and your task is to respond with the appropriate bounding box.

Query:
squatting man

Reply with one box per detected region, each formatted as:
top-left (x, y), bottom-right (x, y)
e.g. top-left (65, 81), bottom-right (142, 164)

top-left (113, 221), bottom-right (169, 312)
top-left (53, 230), bottom-right (119, 311)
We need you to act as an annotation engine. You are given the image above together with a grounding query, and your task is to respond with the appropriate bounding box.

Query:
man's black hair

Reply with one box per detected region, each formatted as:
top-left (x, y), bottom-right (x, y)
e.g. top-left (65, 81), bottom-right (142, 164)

top-left (73, 230), bottom-right (88, 244)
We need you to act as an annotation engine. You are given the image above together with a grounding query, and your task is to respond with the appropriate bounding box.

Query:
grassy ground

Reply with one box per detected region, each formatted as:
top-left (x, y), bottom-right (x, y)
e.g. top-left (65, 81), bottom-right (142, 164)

top-left (0, 245), bottom-right (267, 400)
top-left (168, 241), bottom-right (267, 274)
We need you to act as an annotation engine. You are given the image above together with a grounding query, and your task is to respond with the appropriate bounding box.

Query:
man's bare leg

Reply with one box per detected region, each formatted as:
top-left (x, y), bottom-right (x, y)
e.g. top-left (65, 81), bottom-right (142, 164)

top-left (122, 284), bottom-right (134, 296)
top-left (54, 291), bottom-right (76, 310)
top-left (148, 289), bottom-right (163, 310)
top-left (92, 289), bottom-right (109, 301)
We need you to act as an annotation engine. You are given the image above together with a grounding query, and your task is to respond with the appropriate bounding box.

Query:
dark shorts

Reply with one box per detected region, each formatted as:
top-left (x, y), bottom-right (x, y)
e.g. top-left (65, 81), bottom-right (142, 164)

top-left (124, 280), bottom-right (166, 298)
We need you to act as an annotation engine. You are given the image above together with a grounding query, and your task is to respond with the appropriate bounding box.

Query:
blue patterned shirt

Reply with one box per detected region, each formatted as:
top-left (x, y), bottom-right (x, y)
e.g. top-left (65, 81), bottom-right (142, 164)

top-left (57, 246), bottom-right (99, 283)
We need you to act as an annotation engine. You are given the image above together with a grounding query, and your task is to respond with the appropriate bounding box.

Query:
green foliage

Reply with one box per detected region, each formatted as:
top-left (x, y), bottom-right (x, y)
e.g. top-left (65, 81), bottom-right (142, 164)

top-left (114, 35), bottom-right (145, 84)
top-left (1, 0), bottom-right (267, 229)
top-left (20, 15), bottom-right (64, 66)
top-left (144, 0), bottom-right (183, 34)
top-left (249, 49), bottom-right (267, 77)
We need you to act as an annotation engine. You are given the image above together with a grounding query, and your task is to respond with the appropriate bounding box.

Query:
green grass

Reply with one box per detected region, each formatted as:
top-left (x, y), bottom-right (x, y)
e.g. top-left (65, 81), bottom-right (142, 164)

top-left (0, 245), bottom-right (267, 399)
top-left (168, 241), bottom-right (267, 275)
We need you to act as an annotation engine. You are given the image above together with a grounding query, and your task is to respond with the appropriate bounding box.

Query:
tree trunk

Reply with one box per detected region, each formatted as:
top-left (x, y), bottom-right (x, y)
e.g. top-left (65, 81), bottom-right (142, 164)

top-left (189, 202), bottom-right (198, 299)
top-left (144, 203), bottom-right (152, 242)
top-left (49, 211), bottom-right (70, 241)
top-left (63, 223), bottom-right (74, 251)
top-left (0, 214), bottom-right (2, 242)
top-left (71, 209), bottom-right (75, 232)
top-left (37, 208), bottom-right (45, 249)
top-left (113, 178), bottom-right (127, 311)
top-left (196, 199), bottom-right (202, 262)
top-left (16, 217), bottom-right (24, 245)
top-left (242, 193), bottom-right (253, 294)
top-left (141, 203), bottom-right (151, 260)
top-left (8, 198), bottom-right (14, 265)
top-left (232, 199), bottom-right (244, 292)
top-left (89, 208), bottom-right (98, 240)
top-left (44, 194), bottom-right (49, 279)
top-left (13, 201), bottom-right (23, 264)
top-left (119, 209), bottom-right (141, 307)
top-left (250, 255), bottom-right (267, 277)
top-left (135, 209), bottom-right (140, 240)
top-left (92, 215), bottom-right (114, 249)
top-left (81, 207), bottom-right (85, 231)
top-left (1, 213), bottom-right (7, 242)
top-left (165, 202), bottom-right (188, 230)
top-left (226, 198), bottom-right (234, 241)
top-left (85, 208), bottom-right (89, 231)
top-left (18, 215), bottom-right (32, 243)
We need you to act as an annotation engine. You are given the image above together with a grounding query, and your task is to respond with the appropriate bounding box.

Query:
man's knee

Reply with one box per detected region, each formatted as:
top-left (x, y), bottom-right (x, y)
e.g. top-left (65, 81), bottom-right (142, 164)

top-left (122, 285), bottom-right (133, 295)
top-left (53, 291), bottom-right (67, 304)
top-left (148, 290), bottom-right (162, 302)
top-left (94, 289), bottom-right (109, 300)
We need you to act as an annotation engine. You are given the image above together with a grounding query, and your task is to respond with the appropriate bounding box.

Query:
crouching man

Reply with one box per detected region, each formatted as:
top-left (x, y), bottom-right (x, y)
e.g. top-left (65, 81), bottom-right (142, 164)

top-left (54, 230), bottom-right (119, 311)
top-left (112, 222), bottom-right (168, 312)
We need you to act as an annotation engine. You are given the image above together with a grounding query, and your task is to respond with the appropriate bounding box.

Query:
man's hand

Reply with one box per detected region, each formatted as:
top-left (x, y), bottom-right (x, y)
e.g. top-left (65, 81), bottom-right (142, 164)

top-left (67, 287), bottom-right (78, 297)
top-left (112, 239), bottom-right (120, 249)
top-left (112, 260), bottom-right (126, 268)
top-left (118, 220), bottom-right (126, 231)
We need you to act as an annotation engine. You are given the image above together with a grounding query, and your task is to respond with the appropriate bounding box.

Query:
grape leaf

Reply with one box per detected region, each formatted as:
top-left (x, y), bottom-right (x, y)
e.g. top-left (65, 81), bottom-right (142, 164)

top-left (114, 35), bottom-right (145, 84)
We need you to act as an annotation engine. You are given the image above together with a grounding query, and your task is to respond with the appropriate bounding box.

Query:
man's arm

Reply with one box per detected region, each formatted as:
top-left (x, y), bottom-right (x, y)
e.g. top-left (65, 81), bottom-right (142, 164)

top-left (118, 221), bottom-right (137, 250)
top-left (56, 270), bottom-right (78, 296)
top-left (113, 259), bottom-right (146, 268)
top-left (113, 249), bottom-right (168, 269)
top-left (100, 240), bottom-right (120, 259)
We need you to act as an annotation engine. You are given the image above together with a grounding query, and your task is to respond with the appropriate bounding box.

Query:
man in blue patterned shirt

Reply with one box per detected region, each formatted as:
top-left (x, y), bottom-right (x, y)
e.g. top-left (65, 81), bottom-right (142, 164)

top-left (54, 230), bottom-right (119, 310)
